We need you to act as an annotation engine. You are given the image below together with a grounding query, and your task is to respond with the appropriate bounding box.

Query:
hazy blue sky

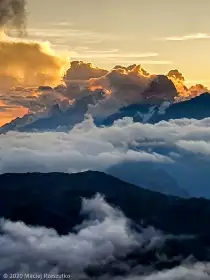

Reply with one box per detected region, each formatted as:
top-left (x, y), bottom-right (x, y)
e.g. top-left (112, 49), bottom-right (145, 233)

top-left (26, 0), bottom-right (210, 86)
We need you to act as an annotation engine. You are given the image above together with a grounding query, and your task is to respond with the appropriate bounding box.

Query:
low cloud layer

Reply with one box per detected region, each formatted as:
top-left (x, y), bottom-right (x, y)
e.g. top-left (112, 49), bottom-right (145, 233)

top-left (114, 263), bottom-right (210, 280)
top-left (1, 117), bottom-right (210, 197)
top-left (138, 263), bottom-right (210, 280)
top-left (0, 194), bottom-right (200, 280)
top-left (0, 194), bottom-right (207, 279)
top-left (0, 194), bottom-right (168, 276)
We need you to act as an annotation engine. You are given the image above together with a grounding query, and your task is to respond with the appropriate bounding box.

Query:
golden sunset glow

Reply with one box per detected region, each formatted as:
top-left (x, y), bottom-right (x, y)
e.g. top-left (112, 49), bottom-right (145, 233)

top-left (0, 101), bottom-right (28, 126)
top-left (0, 0), bottom-right (210, 126)
top-left (0, 31), bottom-right (69, 89)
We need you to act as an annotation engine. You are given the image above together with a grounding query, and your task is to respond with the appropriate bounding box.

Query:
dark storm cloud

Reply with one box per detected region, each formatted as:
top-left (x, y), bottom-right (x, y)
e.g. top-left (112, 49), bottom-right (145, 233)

top-left (0, 0), bottom-right (27, 34)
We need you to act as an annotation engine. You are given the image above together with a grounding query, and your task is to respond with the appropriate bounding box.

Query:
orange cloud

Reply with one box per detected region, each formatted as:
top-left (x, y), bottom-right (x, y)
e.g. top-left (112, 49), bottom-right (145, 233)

top-left (0, 55), bottom-right (209, 127)
top-left (167, 69), bottom-right (207, 100)
top-left (0, 32), bottom-right (69, 89)
top-left (88, 64), bottom-right (157, 104)
top-left (0, 31), bottom-right (70, 125)
top-left (63, 61), bottom-right (108, 99)
top-left (87, 64), bottom-right (178, 118)
top-left (64, 61), bottom-right (108, 82)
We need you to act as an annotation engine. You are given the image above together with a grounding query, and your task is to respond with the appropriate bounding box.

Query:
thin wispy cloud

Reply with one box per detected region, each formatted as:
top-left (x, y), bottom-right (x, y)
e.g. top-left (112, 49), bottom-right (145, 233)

top-left (72, 51), bottom-right (158, 59)
top-left (100, 60), bottom-right (173, 65)
top-left (114, 60), bottom-right (173, 65)
top-left (27, 27), bottom-right (119, 45)
top-left (67, 48), bottom-right (171, 65)
top-left (159, 33), bottom-right (210, 41)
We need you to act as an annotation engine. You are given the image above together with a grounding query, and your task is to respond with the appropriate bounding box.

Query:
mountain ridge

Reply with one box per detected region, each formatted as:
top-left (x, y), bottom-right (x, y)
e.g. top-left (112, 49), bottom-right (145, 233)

top-left (102, 92), bottom-right (210, 125)
top-left (1, 92), bottom-right (210, 133)
top-left (0, 170), bottom-right (209, 236)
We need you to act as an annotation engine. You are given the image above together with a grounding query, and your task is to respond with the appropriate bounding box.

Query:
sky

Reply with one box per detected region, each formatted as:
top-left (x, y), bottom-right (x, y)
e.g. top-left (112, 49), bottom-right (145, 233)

top-left (0, 0), bottom-right (210, 126)
top-left (27, 0), bottom-right (210, 86)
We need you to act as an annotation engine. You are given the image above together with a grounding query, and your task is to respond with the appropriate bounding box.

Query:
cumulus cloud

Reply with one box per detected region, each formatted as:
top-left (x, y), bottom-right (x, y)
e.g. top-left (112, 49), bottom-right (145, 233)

top-left (0, 194), bottom-right (169, 276)
top-left (0, 34), bottom-right (69, 89)
top-left (89, 64), bottom-right (152, 93)
top-left (0, 55), bottom-right (208, 127)
top-left (63, 63), bottom-right (178, 115)
top-left (0, 0), bottom-right (70, 123)
top-left (0, 61), bottom-right (165, 125)
top-left (87, 65), bottom-right (177, 118)
top-left (63, 61), bottom-right (108, 99)
top-left (0, 32), bottom-right (69, 120)
top-left (62, 63), bottom-right (160, 115)
top-left (0, 61), bottom-right (177, 127)
top-left (65, 61), bottom-right (108, 82)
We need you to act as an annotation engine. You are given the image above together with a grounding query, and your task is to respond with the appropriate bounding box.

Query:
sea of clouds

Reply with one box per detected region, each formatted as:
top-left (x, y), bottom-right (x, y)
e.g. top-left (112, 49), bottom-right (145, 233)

top-left (1, 116), bottom-right (210, 197)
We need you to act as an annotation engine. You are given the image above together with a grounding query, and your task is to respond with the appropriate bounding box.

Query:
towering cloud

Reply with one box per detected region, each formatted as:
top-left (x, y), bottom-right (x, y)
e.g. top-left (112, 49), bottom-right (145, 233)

top-left (0, 0), bottom-right (69, 88)
top-left (87, 65), bottom-right (177, 118)
top-left (0, 36), bottom-right (69, 89)
top-left (0, 0), bottom-right (69, 118)
top-left (65, 61), bottom-right (108, 82)
top-left (63, 61), bottom-right (108, 99)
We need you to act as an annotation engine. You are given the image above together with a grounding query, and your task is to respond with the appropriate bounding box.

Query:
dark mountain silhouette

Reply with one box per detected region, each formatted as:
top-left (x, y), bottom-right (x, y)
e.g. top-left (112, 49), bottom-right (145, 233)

top-left (1, 90), bottom-right (210, 133)
top-left (0, 171), bottom-right (209, 236)
top-left (102, 92), bottom-right (210, 125)
top-left (155, 92), bottom-right (210, 122)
